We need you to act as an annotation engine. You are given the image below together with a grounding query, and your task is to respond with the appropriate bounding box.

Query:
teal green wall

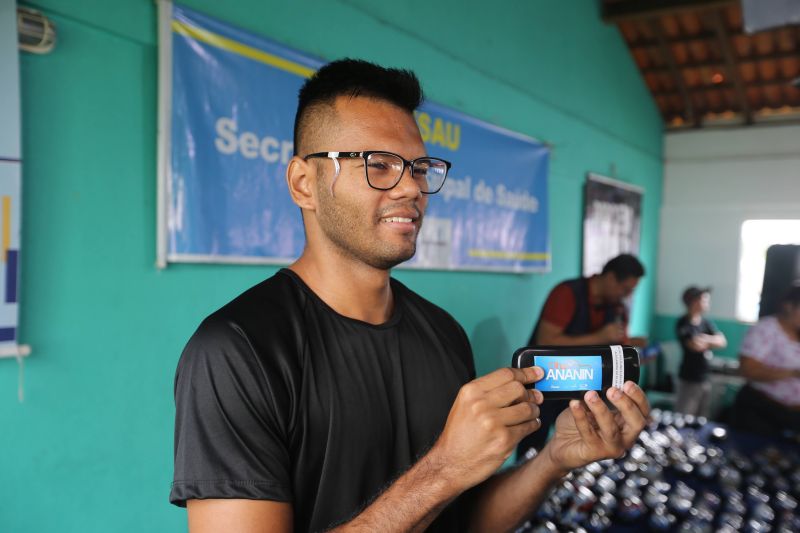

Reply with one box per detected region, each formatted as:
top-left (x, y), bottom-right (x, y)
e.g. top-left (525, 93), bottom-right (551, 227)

top-left (0, 1), bottom-right (662, 531)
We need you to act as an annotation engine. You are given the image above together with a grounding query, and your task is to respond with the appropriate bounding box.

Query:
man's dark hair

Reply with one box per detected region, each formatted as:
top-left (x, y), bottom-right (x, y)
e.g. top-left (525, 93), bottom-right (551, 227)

top-left (601, 254), bottom-right (646, 281)
top-left (293, 58), bottom-right (424, 156)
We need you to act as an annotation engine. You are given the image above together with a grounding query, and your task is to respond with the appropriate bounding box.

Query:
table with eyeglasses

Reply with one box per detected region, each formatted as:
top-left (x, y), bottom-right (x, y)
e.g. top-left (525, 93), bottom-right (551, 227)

top-left (515, 409), bottom-right (800, 533)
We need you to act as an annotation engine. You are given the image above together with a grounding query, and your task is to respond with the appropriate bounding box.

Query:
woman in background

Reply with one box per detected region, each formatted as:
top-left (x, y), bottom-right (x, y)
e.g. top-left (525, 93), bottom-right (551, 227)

top-left (734, 285), bottom-right (800, 436)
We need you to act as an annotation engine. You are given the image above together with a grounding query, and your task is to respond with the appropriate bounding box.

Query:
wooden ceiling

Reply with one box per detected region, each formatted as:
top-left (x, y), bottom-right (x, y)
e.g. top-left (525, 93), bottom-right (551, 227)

top-left (603, 0), bottom-right (800, 129)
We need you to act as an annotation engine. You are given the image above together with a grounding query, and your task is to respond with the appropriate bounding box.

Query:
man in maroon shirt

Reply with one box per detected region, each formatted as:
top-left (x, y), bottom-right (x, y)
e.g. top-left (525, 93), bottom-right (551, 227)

top-left (518, 254), bottom-right (647, 456)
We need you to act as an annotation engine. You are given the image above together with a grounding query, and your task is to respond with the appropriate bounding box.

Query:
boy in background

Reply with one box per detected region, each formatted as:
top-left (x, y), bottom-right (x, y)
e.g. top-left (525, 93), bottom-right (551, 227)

top-left (675, 286), bottom-right (727, 416)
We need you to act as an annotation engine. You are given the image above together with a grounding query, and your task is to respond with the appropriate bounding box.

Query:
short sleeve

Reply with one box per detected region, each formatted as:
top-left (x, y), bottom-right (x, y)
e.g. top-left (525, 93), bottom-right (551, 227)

top-left (676, 317), bottom-right (695, 347)
top-left (170, 317), bottom-right (293, 506)
top-left (740, 320), bottom-right (774, 363)
top-left (540, 284), bottom-right (577, 330)
top-left (703, 318), bottom-right (720, 335)
top-left (457, 322), bottom-right (477, 381)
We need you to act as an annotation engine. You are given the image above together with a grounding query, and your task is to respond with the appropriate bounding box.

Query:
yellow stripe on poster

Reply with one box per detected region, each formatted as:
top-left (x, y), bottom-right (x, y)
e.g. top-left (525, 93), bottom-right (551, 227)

top-left (171, 20), bottom-right (316, 79)
top-left (2, 196), bottom-right (10, 263)
top-left (468, 249), bottom-right (550, 261)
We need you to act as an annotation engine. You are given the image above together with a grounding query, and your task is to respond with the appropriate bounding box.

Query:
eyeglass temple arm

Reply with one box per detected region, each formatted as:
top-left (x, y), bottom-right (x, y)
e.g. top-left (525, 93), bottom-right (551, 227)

top-left (326, 153), bottom-right (342, 196)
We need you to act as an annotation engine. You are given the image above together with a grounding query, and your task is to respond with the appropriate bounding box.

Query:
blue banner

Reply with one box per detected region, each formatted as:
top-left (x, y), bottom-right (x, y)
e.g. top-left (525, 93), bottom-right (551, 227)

top-left (0, 0), bottom-right (21, 353)
top-left (167, 4), bottom-right (550, 272)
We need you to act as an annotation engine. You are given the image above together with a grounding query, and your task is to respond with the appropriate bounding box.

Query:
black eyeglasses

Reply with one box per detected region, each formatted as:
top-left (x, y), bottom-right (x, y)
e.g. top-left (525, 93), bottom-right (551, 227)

top-left (303, 151), bottom-right (451, 194)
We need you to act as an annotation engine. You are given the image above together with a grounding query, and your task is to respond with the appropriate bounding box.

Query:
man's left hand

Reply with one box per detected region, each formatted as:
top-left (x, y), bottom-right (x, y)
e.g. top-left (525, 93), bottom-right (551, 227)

top-left (542, 381), bottom-right (650, 471)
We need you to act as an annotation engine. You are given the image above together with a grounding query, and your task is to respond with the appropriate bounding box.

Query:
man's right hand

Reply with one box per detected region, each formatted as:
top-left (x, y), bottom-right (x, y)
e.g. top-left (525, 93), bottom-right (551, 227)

top-left (428, 367), bottom-right (544, 493)
top-left (597, 322), bottom-right (626, 343)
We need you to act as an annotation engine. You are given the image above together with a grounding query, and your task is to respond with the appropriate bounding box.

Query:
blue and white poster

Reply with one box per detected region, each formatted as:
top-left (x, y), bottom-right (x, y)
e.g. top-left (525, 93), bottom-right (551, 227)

top-left (160, 3), bottom-right (550, 272)
top-left (0, 163), bottom-right (20, 348)
top-left (0, 0), bottom-right (22, 355)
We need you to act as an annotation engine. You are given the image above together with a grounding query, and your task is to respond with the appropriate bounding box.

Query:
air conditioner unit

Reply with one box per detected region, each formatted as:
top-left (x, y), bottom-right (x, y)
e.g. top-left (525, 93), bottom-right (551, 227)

top-left (17, 7), bottom-right (56, 54)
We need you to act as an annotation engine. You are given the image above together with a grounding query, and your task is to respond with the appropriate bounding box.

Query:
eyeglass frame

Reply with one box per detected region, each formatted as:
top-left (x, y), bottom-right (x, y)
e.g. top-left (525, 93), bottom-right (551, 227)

top-left (303, 150), bottom-right (451, 194)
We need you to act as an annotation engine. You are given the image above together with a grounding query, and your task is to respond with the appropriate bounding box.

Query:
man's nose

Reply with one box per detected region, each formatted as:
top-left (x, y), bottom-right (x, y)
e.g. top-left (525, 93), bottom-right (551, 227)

top-left (389, 165), bottom-right (423, 199)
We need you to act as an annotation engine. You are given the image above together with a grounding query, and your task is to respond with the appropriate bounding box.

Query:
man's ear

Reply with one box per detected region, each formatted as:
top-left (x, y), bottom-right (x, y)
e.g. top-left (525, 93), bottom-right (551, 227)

top-left (286, 156), bottom-right (317, 211)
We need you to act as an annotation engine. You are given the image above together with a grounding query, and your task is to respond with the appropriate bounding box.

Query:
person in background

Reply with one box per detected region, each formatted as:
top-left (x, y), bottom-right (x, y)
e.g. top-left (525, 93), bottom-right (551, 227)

top-left (517, 254), bottom-right (648, 456)
top-left (675, 286), bottom-right (727, 417)
top-left (734, 285), bottom-right (800, 436)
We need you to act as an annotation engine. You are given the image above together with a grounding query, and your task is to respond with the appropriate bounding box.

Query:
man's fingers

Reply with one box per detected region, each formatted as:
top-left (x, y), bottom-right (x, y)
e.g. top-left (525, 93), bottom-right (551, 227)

top-left (484, 380), bottom-right (545, 408)
top-left (569, 400), bottom-right (599, 441)
top-left (622, 381), bottom-right (651, 418)
top-left (485, 379), bottom-right (530, 408)
top-left (509, 416), bottom-right (543, 442)
top-left (607, 385), bottom-right (647, 440)
top-left (473, 366), bottom-right (542, 392)
top-left (606, 386), bottom-right (644, 422)
top-left (499, 401), bottom-right (540, 426)
top-left (530, 388), bottom-right (544, 405)
top-left (584, 390), bottom-right (621, 444)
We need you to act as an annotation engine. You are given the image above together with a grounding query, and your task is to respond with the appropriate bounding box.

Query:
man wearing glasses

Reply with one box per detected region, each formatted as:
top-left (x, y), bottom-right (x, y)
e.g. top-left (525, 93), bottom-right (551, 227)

top-left (171, 59), bottom-right (650, 532)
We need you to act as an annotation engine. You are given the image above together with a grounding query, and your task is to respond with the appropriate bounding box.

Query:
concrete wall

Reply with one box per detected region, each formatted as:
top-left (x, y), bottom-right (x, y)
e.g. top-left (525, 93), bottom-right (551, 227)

top-left (654, 123), bottom-right (800, 356)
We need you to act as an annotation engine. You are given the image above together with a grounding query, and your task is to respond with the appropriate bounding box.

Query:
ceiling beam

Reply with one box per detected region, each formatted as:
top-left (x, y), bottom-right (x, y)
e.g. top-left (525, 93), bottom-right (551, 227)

top-left (651, 77), bottom-right (800, 96)
top-left (708, 9), bottom-right (753, 123)
top-left (640, 50), bottom-right (800, 74)
top-left (602, 0), bottom-right (738, 23)
top-left (649, 18), bottom-right (697, 125)
top-left (628, 30), bottom-right (744, 51)
top-left (663, 107), bottom-right (800, 129)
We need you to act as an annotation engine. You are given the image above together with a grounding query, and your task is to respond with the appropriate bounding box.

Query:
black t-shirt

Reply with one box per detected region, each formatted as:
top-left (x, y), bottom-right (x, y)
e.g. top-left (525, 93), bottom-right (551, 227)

top-left (170, 269), bottom-right (476, 532)
top-left (676, 315), bottom-right (719, 382)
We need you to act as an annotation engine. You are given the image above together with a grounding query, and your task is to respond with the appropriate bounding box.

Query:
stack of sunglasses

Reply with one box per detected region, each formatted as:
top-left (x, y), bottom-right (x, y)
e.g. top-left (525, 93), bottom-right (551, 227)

top-left (517, 409), bottom-right (800, 533)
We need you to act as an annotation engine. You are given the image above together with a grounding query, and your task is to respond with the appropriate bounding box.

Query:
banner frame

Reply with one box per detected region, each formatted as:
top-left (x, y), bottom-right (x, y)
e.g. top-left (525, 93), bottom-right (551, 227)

top-left (156, 2), bottom-right (551, 273)
top-left (156, 0), bottom-right (173, 269)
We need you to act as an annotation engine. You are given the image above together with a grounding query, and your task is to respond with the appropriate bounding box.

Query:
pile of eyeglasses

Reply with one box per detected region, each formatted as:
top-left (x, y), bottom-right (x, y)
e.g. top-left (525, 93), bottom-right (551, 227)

top-left (517, 409), bottom-right (800, 532)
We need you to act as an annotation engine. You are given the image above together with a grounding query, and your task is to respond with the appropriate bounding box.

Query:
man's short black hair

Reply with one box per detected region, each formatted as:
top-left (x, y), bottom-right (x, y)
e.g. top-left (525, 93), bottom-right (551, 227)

top-left (682, 285), bottom-right (711, 307)
top-left (293, 58), bottom-right (424, 156)
top-left (601, 254), bottom-right (646, 281)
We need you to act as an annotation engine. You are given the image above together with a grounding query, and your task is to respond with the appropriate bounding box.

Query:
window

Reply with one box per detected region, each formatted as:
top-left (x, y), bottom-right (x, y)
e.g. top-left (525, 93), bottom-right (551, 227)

top-left (736, 219), bottom-right (800, 322)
